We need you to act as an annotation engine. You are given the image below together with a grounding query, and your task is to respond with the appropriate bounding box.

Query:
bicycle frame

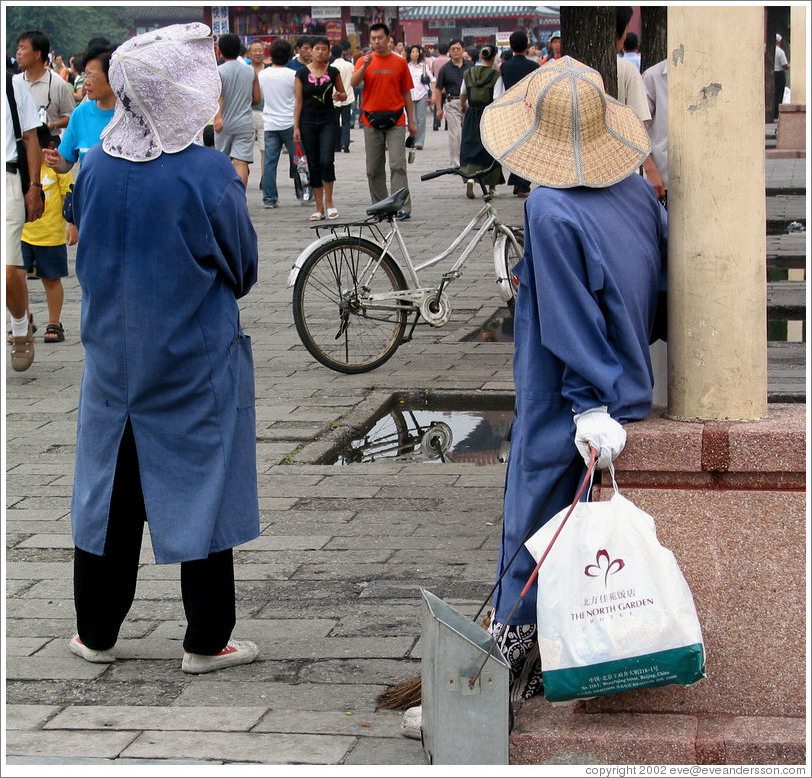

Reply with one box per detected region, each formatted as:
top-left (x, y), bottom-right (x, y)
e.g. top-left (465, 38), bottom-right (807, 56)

top-left (382, 200), bottom-right (502, 293)
top-left (288, 199), bottom-right (517, 308)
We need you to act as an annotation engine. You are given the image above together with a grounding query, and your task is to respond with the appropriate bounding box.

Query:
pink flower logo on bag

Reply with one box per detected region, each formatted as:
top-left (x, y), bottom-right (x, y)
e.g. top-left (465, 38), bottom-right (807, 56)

top-left (585, 549), bottom-right (625, 587)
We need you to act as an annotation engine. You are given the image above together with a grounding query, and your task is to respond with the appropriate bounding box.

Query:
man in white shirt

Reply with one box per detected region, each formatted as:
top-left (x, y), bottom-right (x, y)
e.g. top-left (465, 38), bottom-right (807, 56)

top-left (258, 39), bottom-right (301, 207)
top-left (14, 29), bottom-right (74, 137)
top-left (615, 9), bottom-right (650, 123)
top-left (642, 59), bottom-right (668, 201)
top-left (330, 44), bottom-right (355, 154)
top-left (774, 33), bottom-right (789, 121)
top-left (6, 73), bottom-right (44, 371)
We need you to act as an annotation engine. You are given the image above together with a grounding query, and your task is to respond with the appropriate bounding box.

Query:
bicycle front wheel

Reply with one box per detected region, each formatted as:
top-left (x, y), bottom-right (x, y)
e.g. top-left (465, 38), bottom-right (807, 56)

top-left (292, 237), bottom-right (409, 373)
top-left (501, 227), bottom-right (524, 314)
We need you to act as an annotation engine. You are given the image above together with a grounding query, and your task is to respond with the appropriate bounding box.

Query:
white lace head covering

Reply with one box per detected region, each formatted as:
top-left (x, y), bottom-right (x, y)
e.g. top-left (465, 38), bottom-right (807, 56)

top-left (101, 23), bottom-right (220, 162)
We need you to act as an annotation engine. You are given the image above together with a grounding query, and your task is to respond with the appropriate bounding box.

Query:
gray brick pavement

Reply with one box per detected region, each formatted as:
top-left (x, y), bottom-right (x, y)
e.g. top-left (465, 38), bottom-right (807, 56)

top-left (4, 121), bottom-right (805, 768)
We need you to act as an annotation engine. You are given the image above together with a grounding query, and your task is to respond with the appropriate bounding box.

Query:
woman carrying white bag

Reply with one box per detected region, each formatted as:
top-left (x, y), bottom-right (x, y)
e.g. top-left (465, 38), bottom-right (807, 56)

top-left (478, 57), bottom-right (671, 704)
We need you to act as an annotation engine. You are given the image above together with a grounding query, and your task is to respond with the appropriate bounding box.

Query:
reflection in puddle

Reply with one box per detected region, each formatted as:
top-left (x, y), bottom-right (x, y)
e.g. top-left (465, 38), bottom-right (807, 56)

top-left (464, 310), bottom-right (515, 343)
top-left (332, 406), bottom-right (514, 465)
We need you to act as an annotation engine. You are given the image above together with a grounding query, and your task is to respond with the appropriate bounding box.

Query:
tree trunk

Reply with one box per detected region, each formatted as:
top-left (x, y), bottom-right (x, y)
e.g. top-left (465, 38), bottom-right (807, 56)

top-left (640, 5), bottom-right (667, 73)
top-left (559, 6), bottom-right (617, 97)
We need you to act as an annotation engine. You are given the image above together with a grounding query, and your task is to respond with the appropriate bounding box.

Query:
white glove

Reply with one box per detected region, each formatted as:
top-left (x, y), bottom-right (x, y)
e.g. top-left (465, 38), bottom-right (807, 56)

top-left (574, 406), bottom-right (627, 469)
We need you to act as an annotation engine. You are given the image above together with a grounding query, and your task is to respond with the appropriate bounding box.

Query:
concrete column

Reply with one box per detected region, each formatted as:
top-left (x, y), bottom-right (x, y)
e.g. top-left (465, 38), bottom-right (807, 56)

top-left (790, 5), bottom-right (806, 104)
top-left (666, 6), bottom-right (768, 420)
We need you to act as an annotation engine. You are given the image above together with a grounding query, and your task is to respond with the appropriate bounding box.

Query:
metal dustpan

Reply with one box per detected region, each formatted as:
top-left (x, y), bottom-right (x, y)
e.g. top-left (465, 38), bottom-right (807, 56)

top-left (420, 589), bottom-right (510, 765)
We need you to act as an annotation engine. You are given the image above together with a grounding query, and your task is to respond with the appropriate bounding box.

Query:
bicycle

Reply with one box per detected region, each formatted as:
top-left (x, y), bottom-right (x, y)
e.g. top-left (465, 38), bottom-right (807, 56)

top-left (287, 163), bottom-right (524, 373)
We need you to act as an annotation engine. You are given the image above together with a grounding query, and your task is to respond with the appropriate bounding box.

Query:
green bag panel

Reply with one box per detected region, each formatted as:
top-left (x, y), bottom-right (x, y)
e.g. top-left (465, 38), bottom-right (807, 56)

top-left (542, 643), bottom-right (706, 703)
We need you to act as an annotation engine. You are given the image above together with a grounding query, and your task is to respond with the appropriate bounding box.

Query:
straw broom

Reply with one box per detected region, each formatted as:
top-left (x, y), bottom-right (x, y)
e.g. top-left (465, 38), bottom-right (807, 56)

top-left (376, 610), bottom-right (492, 710)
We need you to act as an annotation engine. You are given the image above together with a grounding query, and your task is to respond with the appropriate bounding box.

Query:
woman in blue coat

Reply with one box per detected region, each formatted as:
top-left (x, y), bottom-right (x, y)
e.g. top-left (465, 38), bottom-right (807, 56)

top-left (68, 23), bottom-right (261, 674)
top-left (480, 57), bottom-right (667, 703)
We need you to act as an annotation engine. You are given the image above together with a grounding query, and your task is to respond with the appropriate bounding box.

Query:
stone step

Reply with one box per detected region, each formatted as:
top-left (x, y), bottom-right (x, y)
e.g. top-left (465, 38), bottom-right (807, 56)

top-left (511, 704), bottom-right (807, 766)
top-left (765, 193), bottom-right (806, 230)
top-left (766, 279), bottom-right (806, 319)
top-left (767, 233), bottom-right (807, 269)
top-left (767, 341), bottom-right (806, 403)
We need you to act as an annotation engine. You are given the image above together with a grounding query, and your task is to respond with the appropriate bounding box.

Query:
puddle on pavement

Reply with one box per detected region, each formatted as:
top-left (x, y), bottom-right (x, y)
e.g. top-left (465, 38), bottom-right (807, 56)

top-left (330, 396), bottom-right (514, 466)
top-left (463, 309), bottom-right (515, 343)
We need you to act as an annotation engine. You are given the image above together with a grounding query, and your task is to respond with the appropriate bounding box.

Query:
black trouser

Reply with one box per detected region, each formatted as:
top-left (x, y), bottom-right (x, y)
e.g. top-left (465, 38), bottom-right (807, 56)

top-left (299, 115), bottom-right (338, 189)
top-left (774, 70), bottom-right (786, 120)
top-left (333, 104), bottom-right (352, 152)
top-left (73, 420), bottom-right (236, 654)
top-left (508, 172), bottom-right (531, 194)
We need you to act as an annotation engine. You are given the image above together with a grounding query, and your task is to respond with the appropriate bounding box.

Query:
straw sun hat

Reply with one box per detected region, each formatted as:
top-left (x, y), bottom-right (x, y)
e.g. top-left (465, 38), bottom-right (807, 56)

top-left (102, 23), bottom-right (221, 162)
top-left (481, 56), bottom-right (650, 188)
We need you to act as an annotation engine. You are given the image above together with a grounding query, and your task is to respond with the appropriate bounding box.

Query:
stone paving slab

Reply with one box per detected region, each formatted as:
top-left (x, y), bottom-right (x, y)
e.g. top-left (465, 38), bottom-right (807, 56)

top-left (5, 705), bottom-right (62, 731)
top-left (171, 680), bottom-right (386, 711)
top-left (252, 708), bottom-right (401, 737)
top-left (43, 705), bottom-right (268, 732)
top-left (119, 730), bottom-right (356, 764)
top-left (6, 730), bottom-right (140, 760)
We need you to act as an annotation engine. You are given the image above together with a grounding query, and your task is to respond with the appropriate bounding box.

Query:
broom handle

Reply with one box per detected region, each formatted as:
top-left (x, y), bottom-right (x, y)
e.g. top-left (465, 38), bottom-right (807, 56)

top-left (469, 448), bottom-right (597, 689)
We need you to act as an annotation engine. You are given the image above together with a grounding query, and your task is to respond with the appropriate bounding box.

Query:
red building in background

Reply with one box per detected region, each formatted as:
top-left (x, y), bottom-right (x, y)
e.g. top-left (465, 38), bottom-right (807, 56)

top-left (397, 5), bottom-right (560, 50)
top-left (203, 5), bottom-right (401, 51)
top-left (202, 5), bottom-right (567, 52)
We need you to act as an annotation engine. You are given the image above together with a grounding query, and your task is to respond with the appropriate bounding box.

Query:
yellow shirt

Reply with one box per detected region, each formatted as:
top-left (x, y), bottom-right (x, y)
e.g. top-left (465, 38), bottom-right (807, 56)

top-left (21, 162), bottom-right (73, 247)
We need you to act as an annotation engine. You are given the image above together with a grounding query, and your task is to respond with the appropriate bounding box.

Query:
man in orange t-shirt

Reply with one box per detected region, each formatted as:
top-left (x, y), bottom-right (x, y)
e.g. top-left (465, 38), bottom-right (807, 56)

top-left (350, 22), bottom-right (416, 219)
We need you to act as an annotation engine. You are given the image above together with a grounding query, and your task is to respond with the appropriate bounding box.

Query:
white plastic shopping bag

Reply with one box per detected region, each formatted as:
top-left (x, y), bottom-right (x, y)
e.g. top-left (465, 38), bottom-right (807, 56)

top-left (294, 142), bottom-right (313, 202)
top-left (525, 475), bottom-right (706, 703)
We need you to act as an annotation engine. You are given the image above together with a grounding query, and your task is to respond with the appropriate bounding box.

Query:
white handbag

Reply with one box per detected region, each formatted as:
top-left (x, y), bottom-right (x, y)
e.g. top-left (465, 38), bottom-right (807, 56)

top-left (525, 469), bottom-right (706, 703)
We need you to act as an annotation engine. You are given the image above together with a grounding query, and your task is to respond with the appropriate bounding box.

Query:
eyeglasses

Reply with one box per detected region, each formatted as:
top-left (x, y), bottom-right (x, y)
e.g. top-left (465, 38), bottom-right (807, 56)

top-left (81, 72), bottom-right (104, 83)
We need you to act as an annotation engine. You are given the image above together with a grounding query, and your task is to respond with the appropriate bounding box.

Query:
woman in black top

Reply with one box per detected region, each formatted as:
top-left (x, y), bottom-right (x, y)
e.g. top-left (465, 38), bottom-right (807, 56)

top-left (293, 36), bottom-right (346, 220)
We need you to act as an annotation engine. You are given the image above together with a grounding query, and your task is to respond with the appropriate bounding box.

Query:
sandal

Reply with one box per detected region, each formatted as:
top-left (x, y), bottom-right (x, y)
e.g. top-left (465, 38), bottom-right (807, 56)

top-left (44, 323), bottom-right (65, 343)
top-left (326, 207), bottom-right (339, 220)
top-left (7, 314), bottom-right (36, 345)
top-left (309, 211), bottom-right (325, 221)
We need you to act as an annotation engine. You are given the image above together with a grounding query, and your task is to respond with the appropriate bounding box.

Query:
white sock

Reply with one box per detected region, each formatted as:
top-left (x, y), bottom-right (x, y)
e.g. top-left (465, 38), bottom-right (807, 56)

top-left (10, 313), bottom-right (29, 337)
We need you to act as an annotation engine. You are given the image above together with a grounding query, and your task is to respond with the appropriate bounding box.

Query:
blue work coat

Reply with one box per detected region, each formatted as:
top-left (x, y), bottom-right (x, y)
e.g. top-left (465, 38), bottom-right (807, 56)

top-left (70, 144), bottom-right (260, 564)
top-left (494, 173), bottom-right (668, 624)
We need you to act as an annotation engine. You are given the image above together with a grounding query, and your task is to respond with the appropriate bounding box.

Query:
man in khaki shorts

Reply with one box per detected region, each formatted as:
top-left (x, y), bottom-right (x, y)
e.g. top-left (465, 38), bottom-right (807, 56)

top-left (214, 34), bottom-right (261, 187)
top-left (5, 72), bottom-right (44, 371)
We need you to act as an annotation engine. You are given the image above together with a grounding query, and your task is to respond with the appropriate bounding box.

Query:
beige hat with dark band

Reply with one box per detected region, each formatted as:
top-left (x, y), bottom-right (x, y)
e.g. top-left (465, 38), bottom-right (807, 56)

top-left (480, 56), bottom-right (650, 189)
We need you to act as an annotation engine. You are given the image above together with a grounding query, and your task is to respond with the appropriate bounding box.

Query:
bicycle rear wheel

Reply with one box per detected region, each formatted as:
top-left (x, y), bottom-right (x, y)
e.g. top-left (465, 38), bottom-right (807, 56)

top-left (292, 237), bottom-right (409, 373)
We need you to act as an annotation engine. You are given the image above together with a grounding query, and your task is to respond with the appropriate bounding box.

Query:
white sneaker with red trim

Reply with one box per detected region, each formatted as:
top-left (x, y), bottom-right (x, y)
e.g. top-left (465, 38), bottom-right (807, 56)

top-left (181, 639), bottom-right (258, 674)
top-left (69, 634), bottom-right (116, 663)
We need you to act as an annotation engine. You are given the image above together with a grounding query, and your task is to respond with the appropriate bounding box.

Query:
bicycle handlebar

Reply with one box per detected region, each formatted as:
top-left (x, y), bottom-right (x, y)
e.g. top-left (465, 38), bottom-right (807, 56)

top-left (420, 167), bottom-right (458, 182)
top-left (420, 159), bottom-right (499, 183)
